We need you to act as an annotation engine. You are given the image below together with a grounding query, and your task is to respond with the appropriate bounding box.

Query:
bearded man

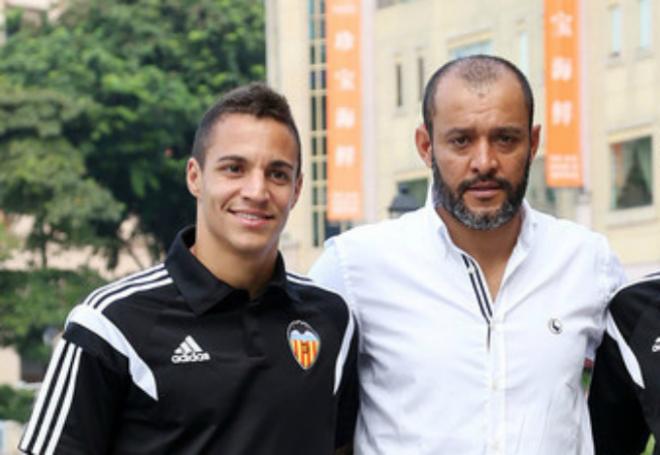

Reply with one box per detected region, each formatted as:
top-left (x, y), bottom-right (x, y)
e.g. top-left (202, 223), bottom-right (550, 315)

top-left (309, 55), bottom-right (625, 455)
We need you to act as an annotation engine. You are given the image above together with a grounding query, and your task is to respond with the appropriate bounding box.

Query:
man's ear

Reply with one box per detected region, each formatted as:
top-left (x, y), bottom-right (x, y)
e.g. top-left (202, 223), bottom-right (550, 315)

top-left (186, 157), bottom-right (202, 198)
top-left (415, 123), bottom-right (433, 168)
top-left (530, 124), bottom-right (541, 160)
top-left (291, 172), bottom-right (303, 208)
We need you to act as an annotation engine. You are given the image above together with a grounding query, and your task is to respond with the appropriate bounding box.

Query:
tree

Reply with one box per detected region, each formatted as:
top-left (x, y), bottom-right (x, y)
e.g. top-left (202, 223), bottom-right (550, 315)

top-left (0, 84), bottom-right (124, 267)
top-left (0, 268), bottom-right (106, 363)
top-left (0, 0), bottom-right (266, 262)
top-left (0, 385), bottom-right (34, 423)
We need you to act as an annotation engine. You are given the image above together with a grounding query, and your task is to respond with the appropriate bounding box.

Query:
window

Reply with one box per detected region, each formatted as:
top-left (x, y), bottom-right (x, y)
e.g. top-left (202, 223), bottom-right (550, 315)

top-left (610, 5), bottom-right (622, 56)
top-left (417, 56), bottom-right (425, 101)
top-left (395, 62), bottom-right (403, 107)
top-left (308, 0), bottom-right (351, 246)
top-left (450, 40), bottom-right (492, 59)
top-left (518, 31), bottom-right (529, 76)
top-left (611, 136), bottom-right (654, 210)
top-left (639, 0), bottom-right (652, 50)
top-left (398, 178), bottom-right (428, 207)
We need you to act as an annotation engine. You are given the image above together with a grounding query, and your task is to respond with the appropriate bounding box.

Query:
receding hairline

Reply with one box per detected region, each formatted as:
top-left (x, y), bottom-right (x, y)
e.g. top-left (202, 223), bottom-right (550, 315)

top-left (423, 55), bottom-right (534, 134)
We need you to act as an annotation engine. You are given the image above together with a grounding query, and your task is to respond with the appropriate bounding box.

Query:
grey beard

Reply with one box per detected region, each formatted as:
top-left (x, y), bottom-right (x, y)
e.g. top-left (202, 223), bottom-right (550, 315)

top-left (431, 153), bottom-right (530, 231)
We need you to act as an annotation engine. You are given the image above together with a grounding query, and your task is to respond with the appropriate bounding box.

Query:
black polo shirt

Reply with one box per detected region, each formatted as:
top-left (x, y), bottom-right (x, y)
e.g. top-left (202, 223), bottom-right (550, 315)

top-left (19, 227), bottom-right (359, 455)
top-left (589, 272), bottom-right (660, 455)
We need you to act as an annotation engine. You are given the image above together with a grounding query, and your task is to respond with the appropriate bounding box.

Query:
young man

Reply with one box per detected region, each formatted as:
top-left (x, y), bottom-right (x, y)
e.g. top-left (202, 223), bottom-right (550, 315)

top-left (310, 55), bottom-right (625, 454)
top-left (589, 272), bottom-right (660, 454)
top-left (19, 83), bottom-right (358, 454)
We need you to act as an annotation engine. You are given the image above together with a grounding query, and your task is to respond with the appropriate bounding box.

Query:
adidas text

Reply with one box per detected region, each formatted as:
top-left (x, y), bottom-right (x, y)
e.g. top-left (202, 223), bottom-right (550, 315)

top-left (171, 352), bottom-right (210, 363)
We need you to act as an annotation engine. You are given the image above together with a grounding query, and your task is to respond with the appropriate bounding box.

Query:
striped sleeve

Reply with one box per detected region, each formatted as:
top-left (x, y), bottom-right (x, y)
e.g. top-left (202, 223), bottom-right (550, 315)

top-left (334, 309), bottom-right (359, 449)
top-left (588, 275), bottom-right (660, 454)
top-left (18, 336), bottom-right (127, 455)
top-left (19, 264), bottom-right (170, 454)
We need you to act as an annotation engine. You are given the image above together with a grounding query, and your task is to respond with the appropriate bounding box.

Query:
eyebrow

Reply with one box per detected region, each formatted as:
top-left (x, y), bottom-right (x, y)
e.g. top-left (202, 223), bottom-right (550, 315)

top-left (269, 160), bottom-right (296, 171)
top-left (491, 126), bottom-right (524, 136)
top-left (442, 126), bottom-right (525, 137)
top-left (214, 155), bottom-right (295, 170)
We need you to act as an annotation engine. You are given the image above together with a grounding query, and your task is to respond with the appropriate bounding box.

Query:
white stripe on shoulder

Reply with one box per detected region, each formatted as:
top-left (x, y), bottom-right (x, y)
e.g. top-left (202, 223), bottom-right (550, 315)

top-left (67, 304), bottom-right (159, 400)
top-left (96, 277), bottom-right (173, 312)
top-left (606, 312), bottom-right (645, 388)
top-left (334, 308), bottom-right (355, 395)
top-left (611, 272), bottom-right (660, 299)
top-left (82, 264), bottom-right (165, 306)
top-left (84, 266), bottom-right (170, 310)
top-left (20, 339), bottom-right (68, 452)
top-left (286, 272), bottom-right (313, 284)
top-left (45, 346), bottom-right (82, 455)
top-left (287, 273), bottom-right (346, 298)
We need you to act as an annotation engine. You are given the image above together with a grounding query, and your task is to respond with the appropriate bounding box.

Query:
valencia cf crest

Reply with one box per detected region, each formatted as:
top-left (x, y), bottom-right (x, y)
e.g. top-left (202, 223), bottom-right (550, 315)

top-left (287, 320), bottom-right (321, 370)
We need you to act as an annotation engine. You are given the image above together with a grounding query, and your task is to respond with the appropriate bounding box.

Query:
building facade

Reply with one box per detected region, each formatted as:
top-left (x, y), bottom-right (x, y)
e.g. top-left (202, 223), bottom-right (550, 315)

top-left (267, 0), bottom-right (660, 278)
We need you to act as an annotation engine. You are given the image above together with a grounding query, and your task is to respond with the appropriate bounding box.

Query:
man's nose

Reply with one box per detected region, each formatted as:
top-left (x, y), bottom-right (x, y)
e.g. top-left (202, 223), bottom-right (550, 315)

top-left (470, 139), bottom-right (498, 175)
top-left (241, 172), bottom-right (269, 201)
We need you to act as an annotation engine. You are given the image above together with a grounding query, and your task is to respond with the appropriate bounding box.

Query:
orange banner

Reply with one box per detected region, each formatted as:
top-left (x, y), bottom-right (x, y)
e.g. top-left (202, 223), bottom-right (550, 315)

top-left (326, 0), bottom-right (363, 220)
top-left (544, 0), bottom-right (583, 187)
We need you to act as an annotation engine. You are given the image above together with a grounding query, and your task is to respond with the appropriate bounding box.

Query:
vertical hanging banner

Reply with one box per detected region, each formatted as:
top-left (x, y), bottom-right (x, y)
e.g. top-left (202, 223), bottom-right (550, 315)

top-left (326, 0), bottom-right (363, 220)
top-left (544, 0), bottom-right (583, 187)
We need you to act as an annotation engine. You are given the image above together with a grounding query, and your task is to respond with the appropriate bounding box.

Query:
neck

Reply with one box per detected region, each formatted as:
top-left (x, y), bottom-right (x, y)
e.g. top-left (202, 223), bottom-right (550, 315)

top-left (437, 206), bottom-right (523, 300)
top-left (192, 226), bottom-right (277, 299)
top-left (437, 206), bottom-right (522, 264)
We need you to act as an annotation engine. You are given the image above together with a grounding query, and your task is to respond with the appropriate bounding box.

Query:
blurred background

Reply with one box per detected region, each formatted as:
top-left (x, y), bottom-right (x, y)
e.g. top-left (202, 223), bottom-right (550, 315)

top-left (0, 0), bottom-right (658, 453)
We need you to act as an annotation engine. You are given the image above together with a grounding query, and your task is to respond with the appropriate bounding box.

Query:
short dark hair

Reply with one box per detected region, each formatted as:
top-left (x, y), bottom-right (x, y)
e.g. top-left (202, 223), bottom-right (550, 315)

top-left (422, 55), bottom-right (534, 138)
top-left (191, 83), bottom-right (302, 174)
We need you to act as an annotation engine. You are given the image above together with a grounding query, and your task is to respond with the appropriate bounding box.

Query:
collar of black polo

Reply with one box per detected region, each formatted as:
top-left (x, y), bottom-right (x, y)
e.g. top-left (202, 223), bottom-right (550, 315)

top-left (165, 226), bottom-right (299, 315)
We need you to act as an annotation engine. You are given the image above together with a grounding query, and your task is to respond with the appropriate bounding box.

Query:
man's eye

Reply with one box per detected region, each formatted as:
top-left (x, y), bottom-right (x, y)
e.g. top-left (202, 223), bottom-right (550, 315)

top-left (269, 170), bottom-right (291, 183)
top-left (221, 164), bottom-right (242, 174)
top-left (450, 136), bottom-right (469, 147)
top-left (496, 134), bottom-right (519, 146)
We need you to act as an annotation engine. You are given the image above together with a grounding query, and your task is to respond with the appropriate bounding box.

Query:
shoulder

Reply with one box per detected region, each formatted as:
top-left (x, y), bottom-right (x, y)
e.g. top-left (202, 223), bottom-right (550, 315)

top-left (286, 271), bottom-right (353, 322)
top-left (532, 208), bottom-right (609, 248)
top-left (610, 272), bottom-right (660, 318)
top-left (287, 271), bottom-right (349, 307)
top-left (64, 263), bottom-right (174, 349)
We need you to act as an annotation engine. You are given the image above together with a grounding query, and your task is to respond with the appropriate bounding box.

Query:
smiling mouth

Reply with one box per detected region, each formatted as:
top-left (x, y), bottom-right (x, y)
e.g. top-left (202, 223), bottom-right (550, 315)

top-left (231, 210), bottom-right (274, 221)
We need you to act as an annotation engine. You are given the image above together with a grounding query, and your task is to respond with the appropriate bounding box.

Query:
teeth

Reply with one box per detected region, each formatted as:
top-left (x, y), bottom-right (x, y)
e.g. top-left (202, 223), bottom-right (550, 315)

top-left (237, 213), bottom-right (264, 220)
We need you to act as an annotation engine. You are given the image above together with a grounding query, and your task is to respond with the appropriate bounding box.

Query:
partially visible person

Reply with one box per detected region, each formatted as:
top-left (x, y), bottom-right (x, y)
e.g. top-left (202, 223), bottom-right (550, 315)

top-left (589, 272), bottom-right (660, 455)
top-left (19, 83), bottom-right (358, 455)
top-left (310, 55), bottom-right (626, 454)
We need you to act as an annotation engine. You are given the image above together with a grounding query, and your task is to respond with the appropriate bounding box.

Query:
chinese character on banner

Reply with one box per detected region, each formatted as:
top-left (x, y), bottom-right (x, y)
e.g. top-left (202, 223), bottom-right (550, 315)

top-left (544, 0), bottom-right (582, 187)
top-left (334, 69), bottom-right (356, 90)
top-left (550, 10), bottom-right (574, 37)
top-left (327, 0), bottom-right (362, 220)
top-left (551, 57), bottom-right (572, 81)
top-left (335, 107), bottom-right (356, 129)
top-left (335, 146), bottom-right (356, 167)
top-left (334, 30), bottom-right (355, 51)
top-left (551, 100), bottom-right (572, 126)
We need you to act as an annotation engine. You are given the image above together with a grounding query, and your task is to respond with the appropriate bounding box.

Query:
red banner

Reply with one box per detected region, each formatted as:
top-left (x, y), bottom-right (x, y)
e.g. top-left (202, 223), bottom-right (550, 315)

top-left (544, 0), bottom-right (583, 187)
top-left (326, 0), bottom-right (363, 220)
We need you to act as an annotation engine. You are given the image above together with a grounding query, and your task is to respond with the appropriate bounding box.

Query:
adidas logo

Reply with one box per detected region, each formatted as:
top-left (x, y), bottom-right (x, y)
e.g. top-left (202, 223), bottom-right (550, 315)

top-left (171, 335), bottom-right (211, 363)
top-left (652, 337), bottom-right (660, 353)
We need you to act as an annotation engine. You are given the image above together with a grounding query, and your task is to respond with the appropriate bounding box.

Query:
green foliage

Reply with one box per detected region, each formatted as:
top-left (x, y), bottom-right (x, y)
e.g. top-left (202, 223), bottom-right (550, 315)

top-left (0, 85), bottom-right (124, 266)
top-left (0, 0), bottom-right (266, 259)
top-left (0, 268), bottom-right (105, 362)
top-left (0, 385), bottom-right (34, 423)
top-left (0, 223), bottom-right (18, 261)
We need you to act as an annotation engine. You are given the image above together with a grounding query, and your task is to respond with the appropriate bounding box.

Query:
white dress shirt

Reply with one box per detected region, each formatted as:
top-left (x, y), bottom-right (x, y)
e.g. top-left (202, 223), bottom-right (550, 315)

top-left (309, 200), bottom-right (625, 455)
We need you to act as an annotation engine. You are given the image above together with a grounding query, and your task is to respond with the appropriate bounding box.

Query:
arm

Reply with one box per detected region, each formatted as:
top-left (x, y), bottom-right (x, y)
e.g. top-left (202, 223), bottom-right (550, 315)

top-left (588, 326), bottom-right (649, 455)
top-left (334, 315), bottom-right (359, 452)
top-left (19, 323), bottom-right (128, 454)
top-left (309, 240), bottom-right (350, 300)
